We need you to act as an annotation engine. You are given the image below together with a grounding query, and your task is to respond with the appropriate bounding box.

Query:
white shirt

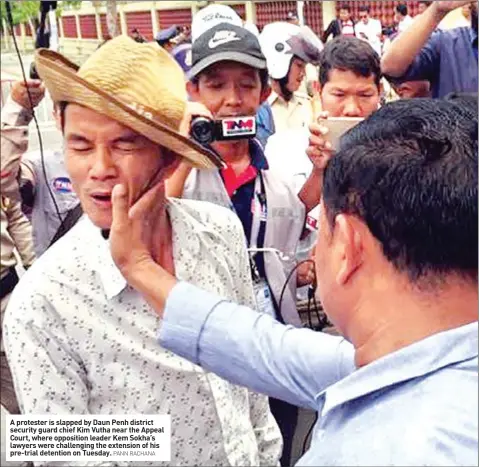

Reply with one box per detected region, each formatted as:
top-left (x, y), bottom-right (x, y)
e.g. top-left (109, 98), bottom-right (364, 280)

top-left (264, 130), bottom-right (319, 301)
top-left (3, 198), bottom-right (281, 466)
top-left (355, 18), bottom-right (382, 56)
top-left (341, 20), bottom-right (355, 37)
top-left (398, 15), bottom-right (414, 33)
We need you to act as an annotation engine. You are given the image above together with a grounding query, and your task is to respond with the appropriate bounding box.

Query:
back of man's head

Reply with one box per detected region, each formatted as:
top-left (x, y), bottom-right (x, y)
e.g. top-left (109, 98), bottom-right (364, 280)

top-left (396, 4), bottom-right (408, 17)
top-left (319, 36), bottom-right (381, 88)
top-left (323, 97), bottom-right (478, 285)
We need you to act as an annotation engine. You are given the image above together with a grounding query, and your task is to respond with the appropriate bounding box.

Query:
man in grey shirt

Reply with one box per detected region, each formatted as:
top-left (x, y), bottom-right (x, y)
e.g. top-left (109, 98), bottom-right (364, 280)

top-left (109, 96), bottom-right (478, 466)
top-left (1, 80), bottom-right (79, 256)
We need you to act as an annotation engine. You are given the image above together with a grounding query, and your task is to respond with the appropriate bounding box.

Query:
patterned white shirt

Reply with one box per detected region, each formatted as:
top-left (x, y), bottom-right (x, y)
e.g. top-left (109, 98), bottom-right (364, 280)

top-left (3, 198), bottom-right (282, 466)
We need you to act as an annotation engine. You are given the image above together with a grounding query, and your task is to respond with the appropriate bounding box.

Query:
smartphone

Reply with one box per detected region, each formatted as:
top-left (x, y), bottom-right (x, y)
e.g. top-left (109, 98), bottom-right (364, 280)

top-left (321, 117), bottom-right (363, 150)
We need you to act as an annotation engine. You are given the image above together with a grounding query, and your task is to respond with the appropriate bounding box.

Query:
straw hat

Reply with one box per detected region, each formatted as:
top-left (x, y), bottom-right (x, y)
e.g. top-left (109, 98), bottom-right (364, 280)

top-left (34, 35), bottom-right (223, 169)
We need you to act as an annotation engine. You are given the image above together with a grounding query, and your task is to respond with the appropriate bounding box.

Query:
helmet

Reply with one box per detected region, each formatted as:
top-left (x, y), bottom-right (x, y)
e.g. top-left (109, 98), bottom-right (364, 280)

top-left (243, 21), bottom-right (260, 37)
top-left (259, 22), bottom-right (323, 80)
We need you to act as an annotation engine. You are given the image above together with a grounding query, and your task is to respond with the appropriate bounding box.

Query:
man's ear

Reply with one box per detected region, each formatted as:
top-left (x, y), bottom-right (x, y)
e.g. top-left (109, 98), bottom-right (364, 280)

top-left (186, 80), bottom-right (200, 102)
top-left (163, 151), bottom-right (182, 179)
top-left (334, 214), bottom-right (364, 286)
top-left (260, 84), bottom-right (272, 104)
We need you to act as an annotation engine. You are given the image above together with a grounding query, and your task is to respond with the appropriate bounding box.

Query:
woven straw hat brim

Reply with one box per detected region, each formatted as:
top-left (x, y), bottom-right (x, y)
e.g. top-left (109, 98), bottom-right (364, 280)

top-left (35, 49), bottom-right (224, 170)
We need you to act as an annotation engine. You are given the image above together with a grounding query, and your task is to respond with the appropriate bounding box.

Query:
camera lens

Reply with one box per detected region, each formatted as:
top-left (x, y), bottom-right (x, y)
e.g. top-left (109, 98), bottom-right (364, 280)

top-left (191, 117), bottom-right (214, 146)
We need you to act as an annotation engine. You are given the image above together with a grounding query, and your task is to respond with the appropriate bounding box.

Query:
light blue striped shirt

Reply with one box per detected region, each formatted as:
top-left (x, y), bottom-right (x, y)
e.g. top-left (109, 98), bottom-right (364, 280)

top-left (159, 282), bottom-right (478, 466)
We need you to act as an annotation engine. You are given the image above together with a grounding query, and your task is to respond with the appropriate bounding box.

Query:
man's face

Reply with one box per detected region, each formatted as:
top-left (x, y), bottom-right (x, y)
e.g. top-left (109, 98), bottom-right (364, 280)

top-left (359, 11), bottom-right (369, 24)
top-left (188, 61), bottom-right (266, 119)
top-left (418, 3), bottom-right (428, 14)
top-left (320, 68), bottom-right (380, 118)
top-left (287, 57), bottom-right (307, 93)
top-left (339, 9), bottom-right (350, 22)
top-left (64, 104), bottom-right (175, 229)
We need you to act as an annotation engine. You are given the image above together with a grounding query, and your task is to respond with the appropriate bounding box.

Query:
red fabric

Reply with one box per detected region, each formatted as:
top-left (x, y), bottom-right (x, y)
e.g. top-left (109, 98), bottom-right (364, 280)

top-left (221, 164), bottom-right (258, 198)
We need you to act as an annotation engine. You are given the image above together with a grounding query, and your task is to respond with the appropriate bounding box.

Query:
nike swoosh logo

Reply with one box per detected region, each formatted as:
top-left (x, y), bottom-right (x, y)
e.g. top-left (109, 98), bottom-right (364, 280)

top-left (208, 35), bottom-right (241, 49)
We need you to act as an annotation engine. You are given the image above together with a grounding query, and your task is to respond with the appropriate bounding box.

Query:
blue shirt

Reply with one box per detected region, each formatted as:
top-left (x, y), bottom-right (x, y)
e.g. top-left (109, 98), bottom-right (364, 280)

top-left (256, 102), bottom-right (276, 147)
top-left (159, 282), bottom-right (479, 466)
top-left (397, 27), bottom-right (478, 98)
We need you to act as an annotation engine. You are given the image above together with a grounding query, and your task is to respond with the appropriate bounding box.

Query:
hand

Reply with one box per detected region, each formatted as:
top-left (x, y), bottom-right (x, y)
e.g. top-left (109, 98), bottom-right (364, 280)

top-left (110, 178), bottom-right (166, 279)
top-left (434, 1), bottom-right (472, 14)
top-left (296, 260), bottom-right (315, 287)
top-left (179, 101), bottom-right (213, 137)
top-left (110, 181), bottom-right (178, 315)
top-left (306, 112), bottom-right (335, 174)
top-left (10, 80), bottom-right (45, 110)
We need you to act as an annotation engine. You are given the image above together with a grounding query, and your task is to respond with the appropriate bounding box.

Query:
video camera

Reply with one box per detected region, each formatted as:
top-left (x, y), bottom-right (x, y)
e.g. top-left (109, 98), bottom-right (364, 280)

top-left (190, 115), bottom-right (257, 146)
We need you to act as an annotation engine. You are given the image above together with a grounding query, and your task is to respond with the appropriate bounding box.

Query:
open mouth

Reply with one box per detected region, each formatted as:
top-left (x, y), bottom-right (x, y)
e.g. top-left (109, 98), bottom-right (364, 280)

top-left (91, 193), bottom-right (112, 205)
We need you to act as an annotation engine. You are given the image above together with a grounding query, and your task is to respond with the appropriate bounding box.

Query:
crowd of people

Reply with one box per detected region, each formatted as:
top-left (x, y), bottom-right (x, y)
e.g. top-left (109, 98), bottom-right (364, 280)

top-left (0, 1), bottom-right (477, 466)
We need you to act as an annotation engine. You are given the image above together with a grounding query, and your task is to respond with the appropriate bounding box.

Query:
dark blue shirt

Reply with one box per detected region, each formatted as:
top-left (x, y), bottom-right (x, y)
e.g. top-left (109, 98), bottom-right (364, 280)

top-left (398, 27), bottom-right (478, 98)
top-left (220, 140), bottom-right (269, 279)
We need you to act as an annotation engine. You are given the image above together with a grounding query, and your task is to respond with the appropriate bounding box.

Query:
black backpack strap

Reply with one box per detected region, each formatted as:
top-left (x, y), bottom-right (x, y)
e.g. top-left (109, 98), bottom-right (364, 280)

top-left (48, 203), bottom-right (83, 247)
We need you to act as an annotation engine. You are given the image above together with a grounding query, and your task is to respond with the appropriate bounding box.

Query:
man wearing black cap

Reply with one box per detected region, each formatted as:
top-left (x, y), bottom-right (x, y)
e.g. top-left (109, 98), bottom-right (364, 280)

top-left (167, 22), bottom-right (328, 467)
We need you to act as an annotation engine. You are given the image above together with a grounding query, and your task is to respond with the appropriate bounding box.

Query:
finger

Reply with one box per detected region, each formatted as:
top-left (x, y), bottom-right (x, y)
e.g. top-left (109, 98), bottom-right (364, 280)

top-left (129, 180), bottom-right (166, 220)
top-left (111, 184), bottom-right (130, 231)
top-left (188, 102), bottom-right (213, 120)
top-left (309, 137), bottom-right (332, 152)
top-left (25, 80), bottom-right (43, 88)
top-left (309, 123), bottom-right (329, 137)
top-left (309, 134), bottom-right (327, 147)
top-left (316, 110), bottom-right (330, 122)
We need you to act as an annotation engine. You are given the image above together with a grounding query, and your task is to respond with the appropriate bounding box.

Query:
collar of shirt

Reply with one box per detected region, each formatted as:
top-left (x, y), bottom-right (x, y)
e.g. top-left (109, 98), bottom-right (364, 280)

top-left (220, 140), bottom-right (268, 197)
top-left (268, 91), bottom-right (304, 109)
top-left (92, 199), bottom-right (216, 300)
top-left (316, 322), bottom-right (478, 417)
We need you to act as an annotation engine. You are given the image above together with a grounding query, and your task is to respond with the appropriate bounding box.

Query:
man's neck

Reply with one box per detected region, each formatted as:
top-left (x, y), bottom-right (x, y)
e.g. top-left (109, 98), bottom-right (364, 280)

top-left (150, 206), bottom-right (175, 275)
top-left (212, 139), bottom-right (251, 171)
top-left (346, 275), bottom-right (478, 368)
top-left (271, 81), bottom-right (293, 102)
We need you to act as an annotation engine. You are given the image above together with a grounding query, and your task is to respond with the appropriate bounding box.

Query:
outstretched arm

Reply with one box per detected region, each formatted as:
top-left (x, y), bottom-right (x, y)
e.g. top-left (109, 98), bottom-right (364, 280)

top-left (381, 2), bottom-right (470, 77)
top-left (108, 182), bottom-right (356, 412)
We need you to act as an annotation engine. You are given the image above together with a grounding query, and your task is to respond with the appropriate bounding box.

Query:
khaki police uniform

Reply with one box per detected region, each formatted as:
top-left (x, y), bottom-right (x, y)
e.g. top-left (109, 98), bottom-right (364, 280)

top-left (268, 90), bottom-right (313, 133)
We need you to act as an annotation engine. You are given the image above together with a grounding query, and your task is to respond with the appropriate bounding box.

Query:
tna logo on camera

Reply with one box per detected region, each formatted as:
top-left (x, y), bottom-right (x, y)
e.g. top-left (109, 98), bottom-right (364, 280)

top-left (222, 116), bottom-right (256, 138)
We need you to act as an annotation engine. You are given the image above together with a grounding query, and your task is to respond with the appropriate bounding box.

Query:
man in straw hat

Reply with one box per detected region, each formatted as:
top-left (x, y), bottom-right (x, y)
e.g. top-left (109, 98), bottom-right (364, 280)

top-left (3, 36), bottom-right (282, 466)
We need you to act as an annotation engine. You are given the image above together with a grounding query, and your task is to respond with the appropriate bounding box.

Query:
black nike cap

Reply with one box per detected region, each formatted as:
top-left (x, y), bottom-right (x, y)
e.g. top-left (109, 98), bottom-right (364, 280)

top-left (188, 22), bottom-right (267, 79)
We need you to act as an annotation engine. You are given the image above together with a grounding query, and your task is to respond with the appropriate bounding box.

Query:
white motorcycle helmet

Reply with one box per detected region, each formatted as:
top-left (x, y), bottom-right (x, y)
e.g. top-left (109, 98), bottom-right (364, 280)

top-left (259, 22), bottom-right (323, 80)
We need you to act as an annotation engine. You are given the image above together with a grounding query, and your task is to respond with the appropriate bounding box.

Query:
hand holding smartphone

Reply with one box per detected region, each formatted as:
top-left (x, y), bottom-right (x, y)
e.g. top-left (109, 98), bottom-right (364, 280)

top-left (320, 117), bottom-right (363, 151)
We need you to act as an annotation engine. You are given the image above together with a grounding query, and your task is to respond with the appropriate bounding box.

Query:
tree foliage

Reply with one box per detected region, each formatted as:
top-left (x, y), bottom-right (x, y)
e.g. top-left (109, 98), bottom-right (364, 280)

top-left (0, 1), bottom-right (82, 27)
